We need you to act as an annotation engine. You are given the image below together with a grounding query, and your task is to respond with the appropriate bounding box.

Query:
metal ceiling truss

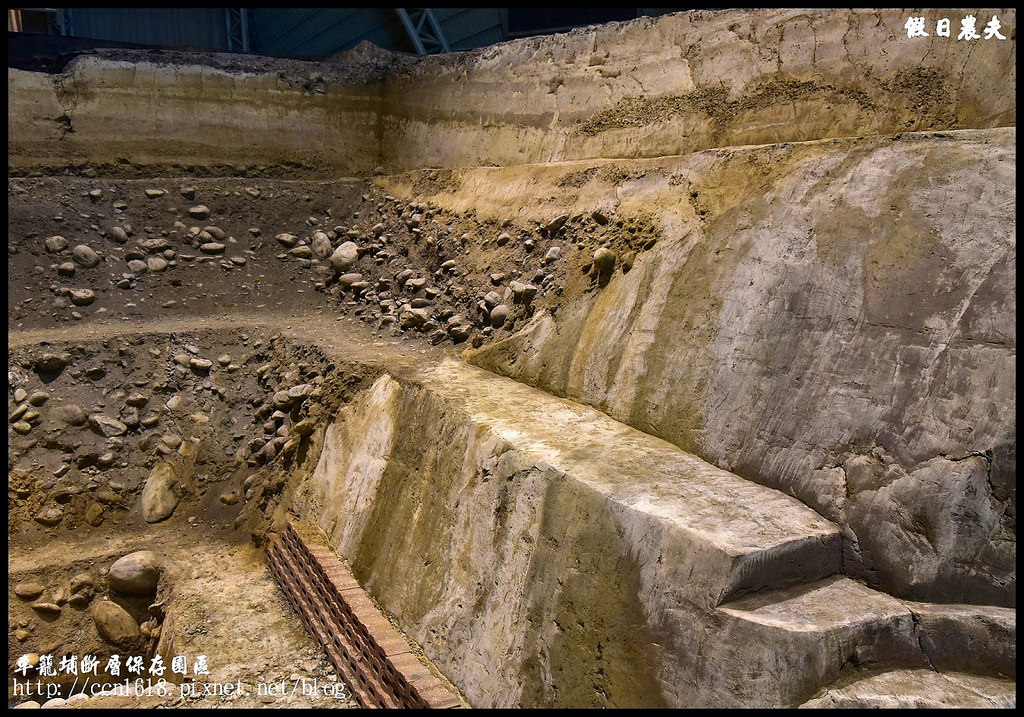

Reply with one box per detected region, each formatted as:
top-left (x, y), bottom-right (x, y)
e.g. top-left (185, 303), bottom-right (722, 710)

top-left (225, 8), bottom-right (250, 52)
top-left (395, 8), bottom-right (450, 55)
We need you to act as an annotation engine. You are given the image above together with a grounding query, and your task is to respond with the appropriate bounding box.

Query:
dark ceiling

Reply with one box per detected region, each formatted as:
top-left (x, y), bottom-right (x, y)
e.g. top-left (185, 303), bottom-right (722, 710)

top-left (9, 8), bottom-right (694, 71)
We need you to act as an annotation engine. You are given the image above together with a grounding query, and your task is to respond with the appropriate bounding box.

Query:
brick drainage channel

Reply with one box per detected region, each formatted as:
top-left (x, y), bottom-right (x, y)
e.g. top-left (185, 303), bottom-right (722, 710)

top-left (267, 521), bottom-right (465, 709)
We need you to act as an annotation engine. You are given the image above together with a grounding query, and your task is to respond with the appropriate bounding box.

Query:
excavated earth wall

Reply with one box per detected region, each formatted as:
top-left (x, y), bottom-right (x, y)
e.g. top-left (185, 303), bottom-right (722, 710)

top-left (7, 5), bottom-right (1016, 710)
top-left (8, 9), bottom-right (1016, 175)
top-left (293, 361), bottom-right (842, 708)
top-left (8, 54), bottom-right (386, 176)
top-left (380, 7), bottom-right (1016, 169)
top-left (435, 128), bottom-right (1016, 607)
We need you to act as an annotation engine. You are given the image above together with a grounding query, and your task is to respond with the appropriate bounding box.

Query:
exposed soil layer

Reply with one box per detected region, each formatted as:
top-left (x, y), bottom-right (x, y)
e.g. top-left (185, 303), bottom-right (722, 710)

top-left (7, 7), bottom-right (1015, 706)
top-left (7, 316), bottom-right (442, 709)
top-left (8, 175), bottom-right (655, 345)
top-left (10, 520), bottom-right (354, 709)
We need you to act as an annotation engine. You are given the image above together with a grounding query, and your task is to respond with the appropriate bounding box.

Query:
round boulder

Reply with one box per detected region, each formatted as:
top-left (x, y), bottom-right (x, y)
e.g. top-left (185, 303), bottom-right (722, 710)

top-left (35, 352), bottom-right (70, 374)
top-left (594, 247), bottom-right (617, 286)
top-left (594, 247), bottom-right (616, 274)
top-left (311, 231), bottom-right (333, 259)
top-left (53, 403), bottom-right (88, 426)
top-left (338, 272), bottom-right (363, 290)
top-left (69, 289), bottom-right (97, 306)
top-left (490, 304), bottom-right (510, 328)
top-left (14, 581), bottom-right (44, 600)
top-left (108, 550), bottom-right (161, 595)
top-left (44, 235), bottom-right (69, 253)
top-left (329, 241), bottom-right (359, 274)
top-left (93, 600), bottom-right (142, 647)
top-left (71, 244), bottom-right (101, 268)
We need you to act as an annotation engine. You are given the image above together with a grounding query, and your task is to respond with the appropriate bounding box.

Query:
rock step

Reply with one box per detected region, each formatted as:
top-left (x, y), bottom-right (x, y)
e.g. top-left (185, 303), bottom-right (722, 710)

top-left (417, 358), bottom-right (842, 605)
top-left (800, 669), bottom-right (1015, 709)
top-left (716, 576), bottom-right (1015, 705)
top-left (308, 355), bottom-right (846, 705)
top-left (712, 576), bottom-right (924, 704)
top-left (903, 601), bottom-right (1015, 679)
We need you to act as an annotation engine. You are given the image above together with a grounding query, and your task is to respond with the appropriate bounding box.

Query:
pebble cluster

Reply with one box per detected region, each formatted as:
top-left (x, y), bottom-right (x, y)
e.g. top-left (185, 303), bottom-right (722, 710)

top-left (8, 331), bottom-right (338, 532)
top-left (9, 178), bottom-right (654, 350)
top-left (11, 550), bottom-right (166, 708)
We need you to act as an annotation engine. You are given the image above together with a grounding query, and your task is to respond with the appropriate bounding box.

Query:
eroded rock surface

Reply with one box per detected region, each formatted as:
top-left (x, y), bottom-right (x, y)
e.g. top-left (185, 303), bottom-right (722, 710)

top-left (5, 5), bottom-right (1015, 710)
top-left (465, 130), bottom-right (1016, 606)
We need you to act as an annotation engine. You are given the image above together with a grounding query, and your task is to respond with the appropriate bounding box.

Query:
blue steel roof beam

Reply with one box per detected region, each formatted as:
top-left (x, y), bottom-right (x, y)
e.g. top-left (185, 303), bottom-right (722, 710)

top-left (395, 8), bottom-right (425, 54)
top-left (422, 8), bottom-right (450, 52)
top-left (56, 7), bottom-right (73, 36)
top-left (395, 8), bottom-right (450, 55)
top-left (436, 8), bottom-right (504, 47)
top-left (225, 8), bottom-right (250, 53)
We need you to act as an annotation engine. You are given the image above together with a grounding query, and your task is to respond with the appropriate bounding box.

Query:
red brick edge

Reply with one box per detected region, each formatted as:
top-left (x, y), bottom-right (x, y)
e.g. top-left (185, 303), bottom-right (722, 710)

top-left (267, 521), bottom-right (465, 709)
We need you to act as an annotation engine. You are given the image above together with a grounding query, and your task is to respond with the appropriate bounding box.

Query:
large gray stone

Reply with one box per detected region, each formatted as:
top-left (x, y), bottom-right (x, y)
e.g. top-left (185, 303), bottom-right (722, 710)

top-left (52, 403), bottom-right (88, 426)
top-left (35, 352), bottom-right (70, 374)
top-left (14, 581), bottom-right (44, 600)
top-left (287, 384), bottom-right (314, 402)
top-left (44, 235), bottom-right (68, 253)
top-left (510, 280), bottom-right (538, 306)
top-left (69, 289), bottom-right (96, 306)
top-left (399, 305), bottom-right (430, 329)
top-left (88, 414), bottom-right (127, 437)
top-left (489, 304), bottom-right (510, 328)
top-left (147, 255), bottom-right (168, 272)
top-left (189, 357), bottom-right (213, 373)
top-left (338, 273), bottom-right (363, 289)
top-left (311, 231), bottom-right (333, 259)
top-left (34, 507), bottom-right (63, 526)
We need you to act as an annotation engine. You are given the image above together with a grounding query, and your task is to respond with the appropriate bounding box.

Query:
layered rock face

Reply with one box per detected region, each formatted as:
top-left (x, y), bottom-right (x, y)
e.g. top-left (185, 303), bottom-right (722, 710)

top-left (9, 9), bottom-right (1015, 175)
top-left (295, 354), bottom-right (1012, 707)
top-left (8, 54), bottom-right (386, 175)
top-left (8, 4), bottom-right (1015, 709)
top-left (380, 8), bottom-right (1016, 169)
top-left (464, 130), bottom-right (1016, 607)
